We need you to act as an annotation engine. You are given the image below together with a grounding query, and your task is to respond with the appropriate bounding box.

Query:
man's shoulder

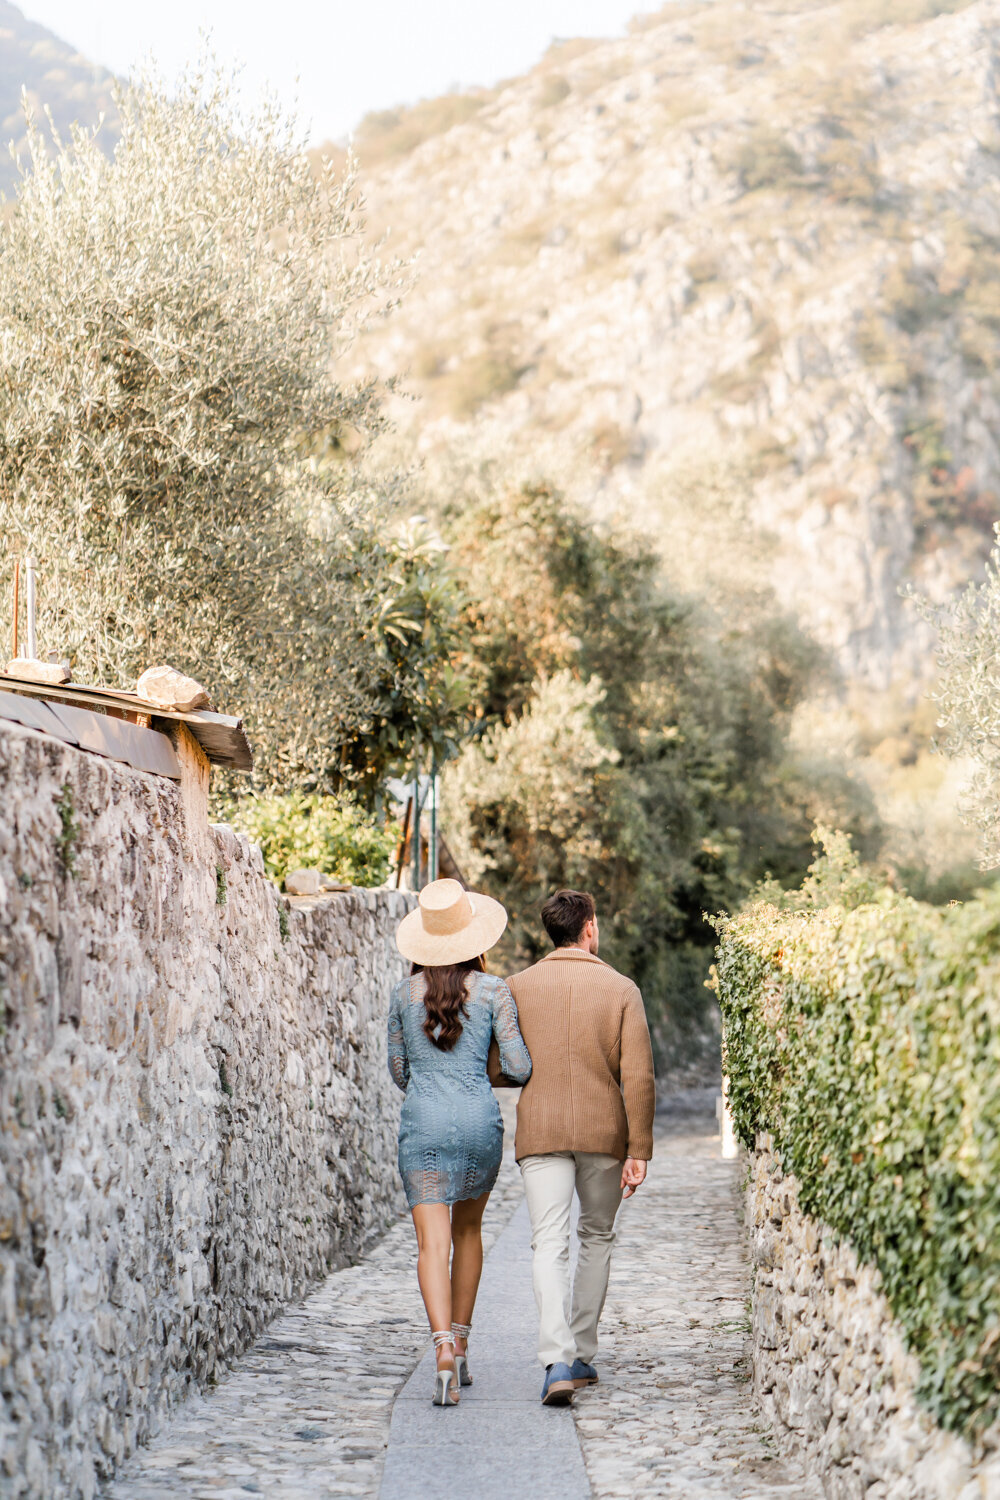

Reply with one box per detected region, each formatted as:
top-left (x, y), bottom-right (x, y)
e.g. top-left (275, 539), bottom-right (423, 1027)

top-left (508, 951), bottom-right (640, 999)
top-left (591, 961), bottom-right (642, 1003)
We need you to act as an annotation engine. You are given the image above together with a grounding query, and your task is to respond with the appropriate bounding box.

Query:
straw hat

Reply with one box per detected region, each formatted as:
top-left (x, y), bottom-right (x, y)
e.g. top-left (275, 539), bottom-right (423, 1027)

top-left (395, 878), bottom-right (507, 966)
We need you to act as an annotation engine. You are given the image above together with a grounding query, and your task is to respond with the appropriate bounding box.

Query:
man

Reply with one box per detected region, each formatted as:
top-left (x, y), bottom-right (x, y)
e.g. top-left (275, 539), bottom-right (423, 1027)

top-left (493, 889), bottom-right (656, 1407)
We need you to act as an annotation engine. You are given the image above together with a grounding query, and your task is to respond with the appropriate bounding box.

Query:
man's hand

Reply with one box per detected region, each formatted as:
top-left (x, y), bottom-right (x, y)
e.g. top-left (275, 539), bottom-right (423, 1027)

top-left (621, 1158), bottom-right (647, 1199)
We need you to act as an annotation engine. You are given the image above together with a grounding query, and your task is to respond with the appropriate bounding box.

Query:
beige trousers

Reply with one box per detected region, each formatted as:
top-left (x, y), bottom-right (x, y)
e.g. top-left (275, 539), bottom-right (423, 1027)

top-left (519, 1151), bottom-right (623, 1369)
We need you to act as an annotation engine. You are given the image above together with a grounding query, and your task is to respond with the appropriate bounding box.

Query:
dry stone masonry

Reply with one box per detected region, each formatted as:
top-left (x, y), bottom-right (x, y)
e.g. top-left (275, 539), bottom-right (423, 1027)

top-left (748, 1145), bottom-right (1000, 1500)
top-left (0, 717), bottom-right (413, 1500)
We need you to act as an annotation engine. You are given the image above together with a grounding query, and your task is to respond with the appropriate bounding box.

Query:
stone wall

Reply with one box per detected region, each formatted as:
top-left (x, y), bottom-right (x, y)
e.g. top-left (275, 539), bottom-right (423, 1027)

top-left (748, 1144), bottom-right (1000, 1500)
top-left (0, 718), bottom-right (414, 1500)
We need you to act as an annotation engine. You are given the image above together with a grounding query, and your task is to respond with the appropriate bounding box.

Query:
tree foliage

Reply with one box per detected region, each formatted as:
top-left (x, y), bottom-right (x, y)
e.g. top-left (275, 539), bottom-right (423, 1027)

top-left (437, 479), bottom-right (877, 1061)
top-left (331, 519), bottom-right (472, 800)
top-left (0, 64), bottom-right (894, 1001)
top-left (442, 670), bottom-right (619, 902)
top-left (0, 68), bottom-right (414, 792)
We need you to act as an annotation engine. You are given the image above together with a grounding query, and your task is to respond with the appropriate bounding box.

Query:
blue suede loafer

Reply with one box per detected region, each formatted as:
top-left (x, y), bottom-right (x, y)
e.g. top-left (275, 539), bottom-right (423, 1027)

top-left (570, 1359), bottom-right (598, 1388)
top-left (541, 1362), bottom-right (576, 1405)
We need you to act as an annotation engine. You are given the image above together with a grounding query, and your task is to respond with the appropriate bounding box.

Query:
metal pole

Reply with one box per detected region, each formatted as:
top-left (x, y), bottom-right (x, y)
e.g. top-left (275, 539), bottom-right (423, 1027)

top-left (411, 751), bottom-right (422, 892)
top-left (394, 795), bottom-right (412, 890)
top-left (24, 556), bottom-right (37, 660)
top-left (430, 759), bottom-right (439, 882)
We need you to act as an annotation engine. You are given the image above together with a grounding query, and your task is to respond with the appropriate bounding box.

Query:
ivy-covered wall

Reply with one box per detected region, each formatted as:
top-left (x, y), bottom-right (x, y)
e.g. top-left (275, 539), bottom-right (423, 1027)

top-left (713, 834), bottom-right (1000, 1440)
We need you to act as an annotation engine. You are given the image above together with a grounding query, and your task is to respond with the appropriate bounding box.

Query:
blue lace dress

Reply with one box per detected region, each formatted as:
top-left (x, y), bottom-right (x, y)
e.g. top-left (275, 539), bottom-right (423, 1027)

top-left (388, 971), bottom-right (532, 1208)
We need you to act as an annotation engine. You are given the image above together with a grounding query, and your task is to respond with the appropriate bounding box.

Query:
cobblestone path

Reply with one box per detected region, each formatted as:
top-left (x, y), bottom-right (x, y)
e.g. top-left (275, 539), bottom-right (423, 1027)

top-left (572, 1098), bottom-right (822, 1498)
top-left (107, 1097), bottom-right (821, 1500)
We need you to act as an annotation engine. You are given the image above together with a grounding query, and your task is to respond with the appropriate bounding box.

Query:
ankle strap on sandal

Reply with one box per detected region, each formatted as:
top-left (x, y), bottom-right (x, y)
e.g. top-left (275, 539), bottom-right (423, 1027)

top-left (432, 1331), bottom-right (455, 1350)
top-left (452, 1322), bottom-right (472, 1339)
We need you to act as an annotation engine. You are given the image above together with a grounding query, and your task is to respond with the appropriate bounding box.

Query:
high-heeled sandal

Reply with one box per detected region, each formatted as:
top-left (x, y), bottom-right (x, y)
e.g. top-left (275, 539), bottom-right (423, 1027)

top-left (452, 1322), bottom-right (473, 1387)
top-left (432, 1332), bottom-right (459, 1406)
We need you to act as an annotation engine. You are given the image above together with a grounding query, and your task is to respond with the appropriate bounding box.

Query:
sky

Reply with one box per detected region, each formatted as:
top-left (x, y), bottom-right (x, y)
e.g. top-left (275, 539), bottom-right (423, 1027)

top-left (18, 1), bottom-right (667, 143)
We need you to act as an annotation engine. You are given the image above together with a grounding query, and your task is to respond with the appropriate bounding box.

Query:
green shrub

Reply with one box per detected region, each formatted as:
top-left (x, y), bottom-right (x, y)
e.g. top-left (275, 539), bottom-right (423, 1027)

top-left (331, 518), bottom-right (473, 800)
top-left (855, 314), bottom-right (912, 390)
top-left (442, 347), bottom-right (526, 418)
top-left (54, 784), bottom-right (79, 875)
top-left (686, 249), bottom-right (722, 286)
top-left (713, 829), bottom-right (1000, 1437)
top-left (917, 532), bottom-right (1000, 862)
top-left (885, 262), bottom-right (958, 333)
top-left (815, 135), bottom-right (882, 206)
top-left (222, 792), bottom-right (398, 888)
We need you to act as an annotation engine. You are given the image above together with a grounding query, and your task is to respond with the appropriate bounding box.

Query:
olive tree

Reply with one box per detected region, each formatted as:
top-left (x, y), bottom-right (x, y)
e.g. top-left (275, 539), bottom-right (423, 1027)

top-left (0, 68), bottom-right (402, 790)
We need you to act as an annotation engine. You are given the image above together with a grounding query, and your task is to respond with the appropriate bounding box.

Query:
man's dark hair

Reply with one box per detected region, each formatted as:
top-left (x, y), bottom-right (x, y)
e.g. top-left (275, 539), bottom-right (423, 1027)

top-left (541, 889), bottom-right (596, 948)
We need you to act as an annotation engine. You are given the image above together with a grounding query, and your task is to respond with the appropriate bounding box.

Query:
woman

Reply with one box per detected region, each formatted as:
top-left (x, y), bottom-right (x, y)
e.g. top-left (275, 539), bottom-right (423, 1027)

top-left (390, 878), bottom-right (532, 1406)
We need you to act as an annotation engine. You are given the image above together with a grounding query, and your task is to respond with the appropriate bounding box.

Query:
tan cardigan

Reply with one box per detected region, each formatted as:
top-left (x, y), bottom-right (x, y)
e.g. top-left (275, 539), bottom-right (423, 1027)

top-left (490, 948), bottom-right (656, 1163)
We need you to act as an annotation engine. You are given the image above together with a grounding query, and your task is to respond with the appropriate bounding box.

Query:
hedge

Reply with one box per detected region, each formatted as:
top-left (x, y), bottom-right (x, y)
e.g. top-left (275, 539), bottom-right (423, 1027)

top-left (713, 831), bottom-right (1000, 1438)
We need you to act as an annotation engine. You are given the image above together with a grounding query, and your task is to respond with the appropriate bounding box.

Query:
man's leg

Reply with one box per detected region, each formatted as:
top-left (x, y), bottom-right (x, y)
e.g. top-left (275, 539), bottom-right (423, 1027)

top-left (519, 1152), bottom-right (577, 1369)
top-left (570, 1152), bottom-right (624, 1365)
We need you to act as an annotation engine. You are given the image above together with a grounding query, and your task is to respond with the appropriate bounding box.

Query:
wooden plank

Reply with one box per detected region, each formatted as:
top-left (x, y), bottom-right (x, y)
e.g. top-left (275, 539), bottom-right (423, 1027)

top-left (158, 710), bottom-right (253, 772)
top-left (438, 833), bottom-right (468, 888)
top-left (0, 690), bottom-right (75, 743)
top-left (0, 692), bottom-right (181, 780)
top-left (87, 717), bottom-right (181, 780)
top-left (394, 795), bottom-right (413, 889)
top-left (0, 675), bottom-right (253, 771)
top-left (44, 702), bottom-right (181, 780)
top-left (0, 674), bottom-right (172, 713)
top-left (0, 674), bottom-right (239, 727)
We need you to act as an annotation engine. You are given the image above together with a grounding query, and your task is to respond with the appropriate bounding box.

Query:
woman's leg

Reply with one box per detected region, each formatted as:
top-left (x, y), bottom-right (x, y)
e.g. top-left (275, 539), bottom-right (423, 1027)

top-left (411, 1203), bottom-right (455, 1371)
top-left (450, 1190), bottom-right (491, 1355)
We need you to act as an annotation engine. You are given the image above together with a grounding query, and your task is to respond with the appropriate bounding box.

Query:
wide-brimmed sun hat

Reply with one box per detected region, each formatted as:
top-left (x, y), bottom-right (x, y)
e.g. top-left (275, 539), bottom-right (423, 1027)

top-left (395, 878), bottom-right (507, 966)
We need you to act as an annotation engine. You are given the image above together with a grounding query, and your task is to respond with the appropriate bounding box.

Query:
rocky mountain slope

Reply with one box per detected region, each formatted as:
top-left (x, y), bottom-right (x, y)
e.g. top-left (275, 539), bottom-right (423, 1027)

top-left (0, 1), bottom-right (116, 199)
top-left (350, 0), bottom-right (1000, 692)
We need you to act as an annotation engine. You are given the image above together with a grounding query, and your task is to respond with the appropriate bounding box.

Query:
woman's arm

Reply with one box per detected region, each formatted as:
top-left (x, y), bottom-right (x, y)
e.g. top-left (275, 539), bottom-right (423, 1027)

top-left (491, 979), bottom-right (532, 1085)
top-left (388, 982), bottom-right (410, 1092)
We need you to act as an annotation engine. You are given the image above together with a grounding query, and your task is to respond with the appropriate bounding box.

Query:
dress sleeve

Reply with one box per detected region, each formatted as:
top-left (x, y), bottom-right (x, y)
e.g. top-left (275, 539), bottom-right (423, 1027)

top-left (491, 979), bottom-right (532, 1085)
top-left (388, 981), bottom-right (410, 1093)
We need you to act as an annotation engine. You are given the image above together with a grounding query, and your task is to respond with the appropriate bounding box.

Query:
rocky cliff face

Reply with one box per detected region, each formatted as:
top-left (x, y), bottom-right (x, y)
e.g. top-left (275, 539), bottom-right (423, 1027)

top-left (0, 1), bottom-right (117, 199)
top-left (352, 0), bottom-right (1000, 691)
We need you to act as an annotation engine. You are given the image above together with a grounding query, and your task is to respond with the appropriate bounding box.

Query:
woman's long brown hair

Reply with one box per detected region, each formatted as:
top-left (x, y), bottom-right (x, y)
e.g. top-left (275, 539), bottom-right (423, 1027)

top-left (411, 956), bottom-right (486, 1051)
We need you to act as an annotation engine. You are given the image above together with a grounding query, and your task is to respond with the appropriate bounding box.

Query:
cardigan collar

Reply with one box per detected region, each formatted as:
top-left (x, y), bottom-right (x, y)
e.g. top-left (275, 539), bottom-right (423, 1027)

top-left (540, 947), bottom-right (608, 966)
